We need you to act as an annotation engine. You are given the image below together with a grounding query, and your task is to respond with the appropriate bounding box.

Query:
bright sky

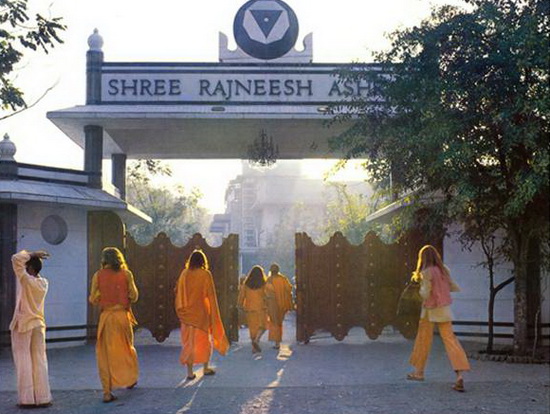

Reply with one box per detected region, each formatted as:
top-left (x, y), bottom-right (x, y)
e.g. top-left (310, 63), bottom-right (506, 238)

top-left (1, 0), bottom-right (464, 213)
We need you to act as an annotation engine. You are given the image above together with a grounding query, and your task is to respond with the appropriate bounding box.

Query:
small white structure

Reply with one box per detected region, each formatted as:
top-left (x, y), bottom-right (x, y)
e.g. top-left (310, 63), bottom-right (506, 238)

top-left (0, 135), bottom-right (148, 347)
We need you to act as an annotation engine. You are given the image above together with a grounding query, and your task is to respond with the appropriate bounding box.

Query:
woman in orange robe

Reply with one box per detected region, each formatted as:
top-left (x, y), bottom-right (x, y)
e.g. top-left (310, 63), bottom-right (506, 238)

top-left (89, 247), bottom-right (139, 403)
top-left (265, 263), bottom-right (293, 349)
top-left (238, 265), bottom-right (268, 353)
top-left (175, 250), bottom-right (229, 380)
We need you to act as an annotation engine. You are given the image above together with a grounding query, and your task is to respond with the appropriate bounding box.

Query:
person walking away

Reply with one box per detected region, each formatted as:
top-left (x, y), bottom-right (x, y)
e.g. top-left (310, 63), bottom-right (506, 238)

top-left (407, 245), bottom-right (470, 392)
top-left (238, 265), bottom-right (268, 354)
top-left (10, 250), bottom-right (52, 408)
top-left (265, 263), bottom-right (293, 349)
top-left (89, 247), bottom-right (139, 403)
top-left (175, 250), bottom-right (229, 380)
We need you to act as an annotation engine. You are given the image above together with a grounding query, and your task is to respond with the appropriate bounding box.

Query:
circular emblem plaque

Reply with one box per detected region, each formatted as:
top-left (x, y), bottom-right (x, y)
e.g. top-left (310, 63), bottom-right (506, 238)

top-left (233, 0), bottom-right (299, 60)
top-left (41, 215), bottom-right (68, 245)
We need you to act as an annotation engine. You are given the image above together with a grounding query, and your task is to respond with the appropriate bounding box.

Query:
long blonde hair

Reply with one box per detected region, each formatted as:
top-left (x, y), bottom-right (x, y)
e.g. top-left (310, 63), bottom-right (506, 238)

top-left (412, 245), bottom-right (448, 282)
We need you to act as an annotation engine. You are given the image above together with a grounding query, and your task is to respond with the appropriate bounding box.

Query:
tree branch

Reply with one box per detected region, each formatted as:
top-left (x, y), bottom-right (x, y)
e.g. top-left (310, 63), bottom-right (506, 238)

top-left (0, 80), bottom-right (58, 121)
top-left (494, 276), bottom-right (515, 294)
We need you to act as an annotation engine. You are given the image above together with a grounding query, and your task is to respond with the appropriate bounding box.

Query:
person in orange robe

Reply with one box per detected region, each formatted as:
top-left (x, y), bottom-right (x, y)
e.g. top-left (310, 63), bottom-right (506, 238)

top-left (238, 265), bottom-right (268, 353)
top-left (265, 263), bottom-right (293, 349)
top-left (175, 250), bottom-right (229, 380)
top-left (89, 247), bottom-right (139, 403)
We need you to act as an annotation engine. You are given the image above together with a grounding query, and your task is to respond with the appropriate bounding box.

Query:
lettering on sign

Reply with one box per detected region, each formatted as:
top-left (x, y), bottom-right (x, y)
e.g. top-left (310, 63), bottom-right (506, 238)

top-left (101, 66), bottom-right (379, 104)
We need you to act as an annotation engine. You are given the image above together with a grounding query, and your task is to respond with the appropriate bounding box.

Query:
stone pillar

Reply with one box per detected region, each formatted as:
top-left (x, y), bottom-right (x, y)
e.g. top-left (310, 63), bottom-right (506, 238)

top-left (111, 153), bottom-right (127, 200)
top-left (84, 125), bottom-right (103, 188)
top-left (86, 29), bottom-right (104, 105)
top-left (0, 203), bottom-right (17, 349)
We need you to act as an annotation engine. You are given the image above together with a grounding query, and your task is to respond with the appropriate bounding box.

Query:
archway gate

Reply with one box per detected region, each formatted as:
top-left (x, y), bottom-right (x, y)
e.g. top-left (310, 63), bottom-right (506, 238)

top-left (295, 231), bottom-right (441, 343)
top-left (125, 232), bottom-right (240, 343)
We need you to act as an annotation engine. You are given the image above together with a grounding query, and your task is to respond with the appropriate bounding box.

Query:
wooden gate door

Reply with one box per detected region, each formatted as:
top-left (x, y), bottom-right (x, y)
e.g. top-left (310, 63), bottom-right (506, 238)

top-left (295, 231), bottom-right (440, 342)
top-left (125, 233), bottom-right (239, 343)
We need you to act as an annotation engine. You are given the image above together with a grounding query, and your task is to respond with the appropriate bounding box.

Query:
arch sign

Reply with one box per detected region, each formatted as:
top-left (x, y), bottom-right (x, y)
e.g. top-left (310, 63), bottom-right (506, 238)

top-left (97, 0), bottom-right (380, 106)
top-left (47, 0), bottom-right (383, 160)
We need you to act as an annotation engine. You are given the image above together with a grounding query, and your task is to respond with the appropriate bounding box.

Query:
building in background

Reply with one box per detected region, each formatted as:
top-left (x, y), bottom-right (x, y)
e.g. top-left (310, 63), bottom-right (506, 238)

top-left (211, 160), bottom-right (371, 274)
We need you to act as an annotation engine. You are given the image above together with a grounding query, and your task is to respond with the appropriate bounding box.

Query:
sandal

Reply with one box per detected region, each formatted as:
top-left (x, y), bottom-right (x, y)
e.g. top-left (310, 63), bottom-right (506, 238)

top-left (252, 341), bottom-right (262, 353)
top-left (203, 368), bottom-right (216, 376)
top-left (406, 373), bottom-right (425, 381)
top-left (453, 378), bottom-right (465, 392)
top-left (102, 393), bottom-right (117, 403)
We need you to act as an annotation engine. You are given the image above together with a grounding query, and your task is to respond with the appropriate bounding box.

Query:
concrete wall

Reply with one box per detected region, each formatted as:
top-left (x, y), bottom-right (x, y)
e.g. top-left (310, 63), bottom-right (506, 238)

top-left (444, 223), bottom-right (550, 345)
top-left (17, 203), bottom-right (88, 346)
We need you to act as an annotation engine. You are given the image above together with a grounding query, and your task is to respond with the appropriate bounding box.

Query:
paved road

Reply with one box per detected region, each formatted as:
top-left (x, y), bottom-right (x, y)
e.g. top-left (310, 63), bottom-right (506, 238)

top-left (1, 318), bottom-right (548, 414)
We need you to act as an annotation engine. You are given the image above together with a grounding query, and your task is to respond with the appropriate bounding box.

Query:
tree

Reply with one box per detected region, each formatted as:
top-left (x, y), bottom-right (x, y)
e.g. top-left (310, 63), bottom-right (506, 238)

top-left (126, 160), bottom-right (210, 246)
top-left (257, 202), bottom-right (324, 278)
top-left (1, 0), bottom-right (66, 120)
top-left (331, 0), bottom-right (549, 354)
top-left (323, 183), bottom-right (375, 245)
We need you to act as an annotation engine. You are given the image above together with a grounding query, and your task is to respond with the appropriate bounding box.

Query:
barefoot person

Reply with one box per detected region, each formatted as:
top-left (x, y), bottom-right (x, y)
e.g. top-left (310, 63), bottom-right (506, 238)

top-left (89, 247), bottom-right (139, 403)
top-left (238, 265), bottom-right (268, 354)
top-left (175, 250), bottom-right (229, 379)
top-left (10, 250), bottom-right (52, 408)
top-left (265, 263), bottom-right (293, 349)
top-left (407, 245), bottom-right (470, 391)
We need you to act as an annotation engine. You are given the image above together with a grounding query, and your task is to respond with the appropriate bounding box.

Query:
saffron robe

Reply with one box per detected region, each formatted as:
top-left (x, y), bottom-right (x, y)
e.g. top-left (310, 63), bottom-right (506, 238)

top-left (89, 268), bottom-right (139, 394)
top-left (265, 274), bottom-right (293, 343)
top-left (175, 268), bottom-right (229, 365)
top-left (237, 285), bottom-right (268, 340)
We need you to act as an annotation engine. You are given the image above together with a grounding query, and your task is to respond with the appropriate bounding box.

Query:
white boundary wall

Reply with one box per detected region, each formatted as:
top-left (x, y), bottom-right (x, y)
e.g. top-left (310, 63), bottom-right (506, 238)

top-left (444, 223), bottom-right (550, 345)
top-left (16, 203), bottom-right (88, 347)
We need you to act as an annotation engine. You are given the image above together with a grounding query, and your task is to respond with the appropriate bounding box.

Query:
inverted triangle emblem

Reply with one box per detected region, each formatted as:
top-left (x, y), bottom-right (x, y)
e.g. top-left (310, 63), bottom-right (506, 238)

top-left (250, 9), bottom-right (283, 38)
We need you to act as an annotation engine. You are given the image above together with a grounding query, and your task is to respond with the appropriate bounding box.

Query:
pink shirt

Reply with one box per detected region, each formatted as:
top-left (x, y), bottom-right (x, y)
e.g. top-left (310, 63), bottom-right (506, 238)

top-left (423, 266), bottom-right (452, 309)
top-left (419, 266), bottom-right (460, 322)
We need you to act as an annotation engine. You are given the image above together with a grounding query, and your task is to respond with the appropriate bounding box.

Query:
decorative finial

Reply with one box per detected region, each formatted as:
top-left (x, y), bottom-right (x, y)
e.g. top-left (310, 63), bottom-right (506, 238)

top-left (0, 133), bottom-right (17, 162)
top-left (87, 28), bottom-right (104, 51)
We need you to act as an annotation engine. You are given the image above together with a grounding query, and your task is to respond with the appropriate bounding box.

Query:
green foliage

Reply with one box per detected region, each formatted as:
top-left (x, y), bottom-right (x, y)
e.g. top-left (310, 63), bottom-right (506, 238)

top-left (323, 183), bottom-right (374, 245)
top-left (126, 160), bottom-right (209, 246)
top-left (331, 0), bottom-right (549, 353)
top-left (332, 0), bottom-right (549, 248)
top-left (0, 0), bottom-right (66, 114)
top-left (127, 159), bottom-right (172, 184)
top-left (257, 202), bottom-right (324, 278)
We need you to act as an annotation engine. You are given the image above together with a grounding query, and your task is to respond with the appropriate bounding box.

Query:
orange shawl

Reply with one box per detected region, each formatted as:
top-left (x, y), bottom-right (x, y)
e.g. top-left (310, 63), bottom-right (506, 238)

top-left (265, 274), bottom-right (293, 324)
top-left (175, 268), bottom-right (229, 355)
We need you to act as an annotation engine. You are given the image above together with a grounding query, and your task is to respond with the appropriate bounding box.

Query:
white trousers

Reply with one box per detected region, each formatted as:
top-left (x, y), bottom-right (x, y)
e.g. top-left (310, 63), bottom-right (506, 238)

top-left (11, 327), bottom-right (52, 405)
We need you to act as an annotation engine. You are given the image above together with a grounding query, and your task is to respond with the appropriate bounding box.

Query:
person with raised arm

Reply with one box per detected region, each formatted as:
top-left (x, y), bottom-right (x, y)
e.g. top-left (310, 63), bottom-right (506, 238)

top-left (10, 249), bottom-right (52, 408)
